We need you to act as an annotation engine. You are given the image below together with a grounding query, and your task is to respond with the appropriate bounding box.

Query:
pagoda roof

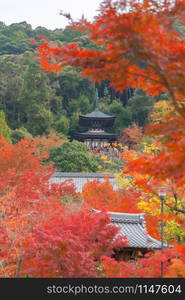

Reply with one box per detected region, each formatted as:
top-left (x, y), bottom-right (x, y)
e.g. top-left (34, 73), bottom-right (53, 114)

top-left (80, 108), bottom-right (115, 119)
top-left (74, 130), bottom-right (116, 141)
top-left (76, 129), bottom-right (116, 136)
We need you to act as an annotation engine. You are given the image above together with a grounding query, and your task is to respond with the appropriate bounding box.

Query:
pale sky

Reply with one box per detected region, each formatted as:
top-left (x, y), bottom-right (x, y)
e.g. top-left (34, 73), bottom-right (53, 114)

top-left (0, 0), bottom-right (102, 29)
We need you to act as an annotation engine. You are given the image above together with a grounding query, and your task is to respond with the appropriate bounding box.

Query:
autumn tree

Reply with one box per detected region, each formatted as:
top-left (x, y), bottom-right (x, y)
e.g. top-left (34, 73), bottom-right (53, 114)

top-left (0, 137), bottom-right (130, 278)
top-left (36, 1), bottom-right (185, 113)
top-left (82, 176), bottom-right (185, 277)
top-left (149, 99), bottom-right (174, 124)
top-left (32, 0), bottom-right (185, 277)
top-left (82, 177), bottom-right (140, 212)
top-left (119, 142), bottom-right (185, 243)
top-left (101, 245), bottom-right (185, 278)
top-left (0, 137), bottom-right (76, 277)
top-left (118, 122), bottom-right (143, 149)
top-left (34, 130), bottom-right (66, 155)
top-left (21, 211), bottom-right (127, 278)
top-left (35, 0), bottom-right (185, 234)
top-left (35, 0), bottom-right (185, 178)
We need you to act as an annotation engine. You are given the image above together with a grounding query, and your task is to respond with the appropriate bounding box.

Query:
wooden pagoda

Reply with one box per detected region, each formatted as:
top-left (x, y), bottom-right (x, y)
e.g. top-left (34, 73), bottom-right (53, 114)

top-left (74, 90), bottom-right (116, 149)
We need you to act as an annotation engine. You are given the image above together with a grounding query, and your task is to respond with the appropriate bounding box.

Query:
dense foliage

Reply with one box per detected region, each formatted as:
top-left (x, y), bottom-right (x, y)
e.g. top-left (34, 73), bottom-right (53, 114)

top-left (0, 136), bottom-right (184, 278)
top-left (34, 0), bottom-right (185, 277)
top-left (0, 110), bottom-right (11, 141)
top-left (49, 140), bottom-right (101, 172)
top-left (0, 137), bottom-right (128, 277)
top-left (1, 0), bottom-right (185, 278)
top-left (0, 21), bottom-right (159, 140)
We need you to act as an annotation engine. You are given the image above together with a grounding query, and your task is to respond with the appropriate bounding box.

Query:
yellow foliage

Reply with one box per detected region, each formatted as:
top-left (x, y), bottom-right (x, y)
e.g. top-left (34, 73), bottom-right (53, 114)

top-left (149, 100), bottom-right (174, 123)
top-left (115, 173), bottom-right (132, 189)
top-left (166, 259), bottom-right (185, 277)
top-left (164, 219), bottom-right (185, 242)
top-left (141, 141), bottom-right (159, 154)
top-left (138, 195), bottom-right (161, 216)
top-left (105, 160), bottom-right (112, 164)
top-left (100, 155), bottom-right (108, 160)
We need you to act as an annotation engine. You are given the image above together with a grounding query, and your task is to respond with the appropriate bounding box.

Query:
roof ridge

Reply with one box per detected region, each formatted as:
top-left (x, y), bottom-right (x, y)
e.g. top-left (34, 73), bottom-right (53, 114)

top-left (92, 210), bottom-right (146, 224)
top-left (109, 211), bottom-right (145, 219)
top-left (91, 209), bottom-right (163, 249)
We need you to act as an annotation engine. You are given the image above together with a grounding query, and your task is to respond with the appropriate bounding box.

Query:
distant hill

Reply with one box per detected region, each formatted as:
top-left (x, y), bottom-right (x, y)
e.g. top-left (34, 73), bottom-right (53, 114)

top-left (0, 20), bottom-right (99, 56)
top-left (0, 21), bottom-right (159, 140)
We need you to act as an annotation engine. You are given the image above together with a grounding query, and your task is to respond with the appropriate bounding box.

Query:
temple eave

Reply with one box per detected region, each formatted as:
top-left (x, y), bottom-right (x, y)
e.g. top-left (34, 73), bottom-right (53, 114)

top-left (74, 132), bottom-right (116, 141)
top-left (79, 117), bottom-right (115, 128)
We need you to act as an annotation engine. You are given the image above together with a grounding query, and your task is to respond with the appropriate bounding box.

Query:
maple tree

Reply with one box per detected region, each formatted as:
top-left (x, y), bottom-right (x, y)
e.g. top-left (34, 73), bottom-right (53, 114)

top-left (149, 99), bottom-right (174, 124)
top-left (0, 136), bottom-right (185, 278)
top-left (0, 136), bottom-right (46, 175)
top-left (34, 0), bottom-right (185, 189)
top-left (33, 130), bottom-right (66, 155)
top-left (118, 122), bottom-right (143, 149)
top-left (82, 177), bottom-right (160, 240)
top-left (2, 0), bottom-right (184, 278)
top-left (82, 177), bottom-right (185, 277)
top-left (21, 210), bottom-right (127, 278)
top-left (123, 116), bottom-right (185, 201)
top-left (34, 0), bottom-right (185, 184)
top-left (0, 137), bottom-right (128, 278)
top-left (0, 137), bottom-right (76, 277)
top-left (82, 177), bottom-right (140, 213)
top-left (101, 245), bottom-right (185, 278)
top-left (119, 139), bottom-right (185, 242)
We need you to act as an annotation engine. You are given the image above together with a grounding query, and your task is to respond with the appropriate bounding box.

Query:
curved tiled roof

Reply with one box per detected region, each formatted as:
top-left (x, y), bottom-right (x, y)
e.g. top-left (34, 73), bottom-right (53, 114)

top-left (93, 210), bottom-right (164, 250)
top-left (50, 173), bottom-right (167, 250)
top-left (81, 108), bottom-right (114, 119)
top-left (77, 130), bottom-right (115, 136)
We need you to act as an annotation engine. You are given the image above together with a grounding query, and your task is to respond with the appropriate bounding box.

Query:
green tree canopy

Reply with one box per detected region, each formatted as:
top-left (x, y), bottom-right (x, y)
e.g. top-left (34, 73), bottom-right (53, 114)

top-left (49, 141), bottom-right (100, 172)
top-left (54, 115), bottom-right (70, 136)
top-left (0, 110), bottom-right (11, 140)
top-left (127, 89), bottom-right (155, 127)
top-left (11, 126), bottom-right (32, 144)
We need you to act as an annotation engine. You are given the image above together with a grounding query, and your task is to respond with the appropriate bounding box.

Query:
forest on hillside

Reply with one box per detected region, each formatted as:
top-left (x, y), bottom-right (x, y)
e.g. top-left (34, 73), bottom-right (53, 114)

top-left (0, 20), bottom-right (169, 141)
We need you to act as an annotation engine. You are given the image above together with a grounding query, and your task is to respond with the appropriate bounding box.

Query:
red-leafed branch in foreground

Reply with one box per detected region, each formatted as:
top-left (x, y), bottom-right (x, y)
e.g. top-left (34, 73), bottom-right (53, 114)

top-left (36, 0), bottom-right (185, 117)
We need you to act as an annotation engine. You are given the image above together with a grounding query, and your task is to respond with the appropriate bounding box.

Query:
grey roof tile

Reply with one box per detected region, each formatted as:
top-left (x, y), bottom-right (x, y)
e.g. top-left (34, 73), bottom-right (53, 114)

top-left (93, 210), bottom-right (164, 250)
top-left (50, 172), bottom-right (118, 192)
top-left (81, 108), bottom-right (114, 119)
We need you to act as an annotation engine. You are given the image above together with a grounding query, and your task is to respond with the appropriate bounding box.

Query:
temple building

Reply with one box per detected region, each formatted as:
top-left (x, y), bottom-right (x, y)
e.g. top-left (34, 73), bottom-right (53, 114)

top-left (74, 90), bottom-right (116, 149)
top-left (94, 210), bottom-right (164, 261)
top-left (50, 172), bottom-right (168, 260)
